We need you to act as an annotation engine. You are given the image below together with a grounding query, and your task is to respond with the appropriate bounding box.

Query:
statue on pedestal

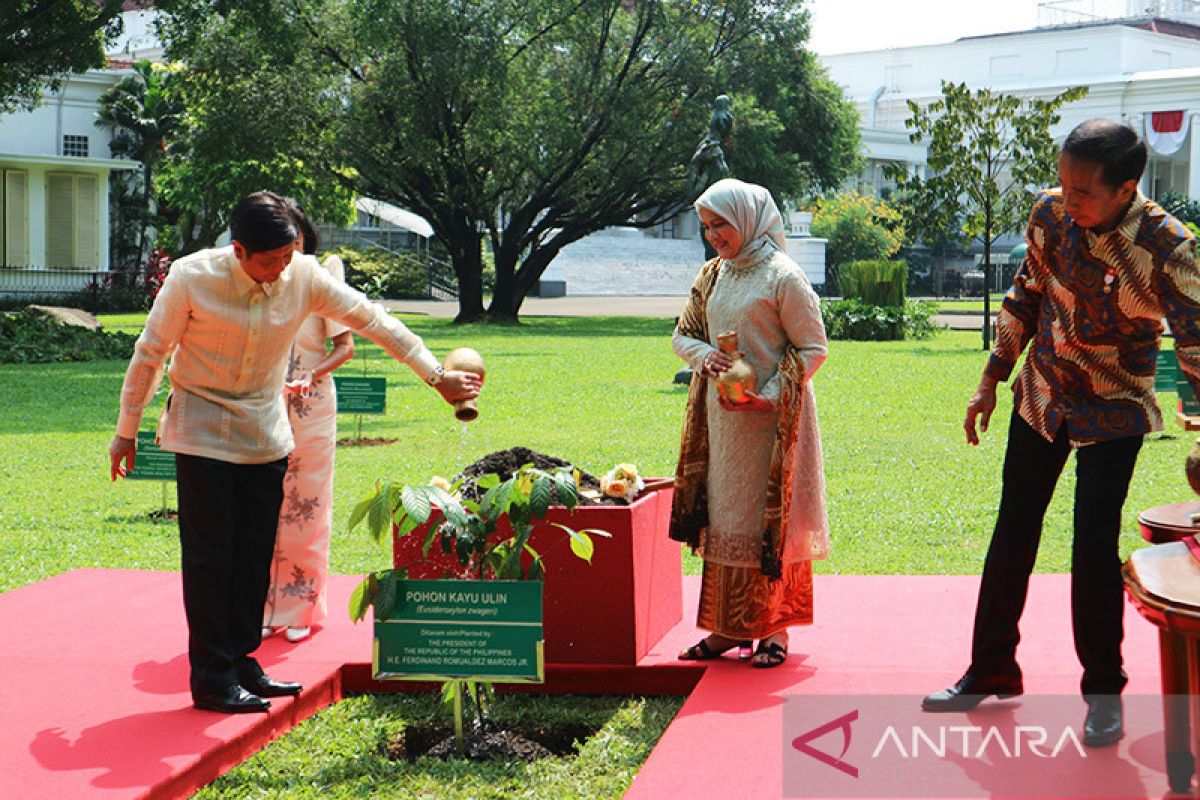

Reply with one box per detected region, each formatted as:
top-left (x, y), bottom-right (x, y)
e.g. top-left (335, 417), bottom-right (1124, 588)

top-left (687, 95), bottom-right (733, 199)
top-left (687, 95), bottom-right (734, 260)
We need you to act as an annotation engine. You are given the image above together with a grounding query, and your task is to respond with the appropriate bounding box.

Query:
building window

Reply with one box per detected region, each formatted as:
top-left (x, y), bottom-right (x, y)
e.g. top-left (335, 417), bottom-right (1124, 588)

top-left (46, 172), bottom-right (99, 269)
top-left (62, 135), bottom-right (89, 158)
top-left (0, 170), bottom-right (29, 267)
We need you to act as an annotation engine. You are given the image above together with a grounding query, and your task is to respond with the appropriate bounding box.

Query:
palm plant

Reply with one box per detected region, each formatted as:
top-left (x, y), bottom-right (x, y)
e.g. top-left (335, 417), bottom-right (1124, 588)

top-left (96, 60), bottom-right (182, 268)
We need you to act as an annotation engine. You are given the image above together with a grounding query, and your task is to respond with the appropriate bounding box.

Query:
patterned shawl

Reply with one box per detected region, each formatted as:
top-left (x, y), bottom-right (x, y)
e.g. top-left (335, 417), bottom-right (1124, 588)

top-left (669, 257), bottom-right (806, 580)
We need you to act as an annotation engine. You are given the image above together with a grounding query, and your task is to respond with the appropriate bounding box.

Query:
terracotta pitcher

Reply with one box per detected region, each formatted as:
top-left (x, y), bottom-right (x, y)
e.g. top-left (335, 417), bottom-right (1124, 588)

top-left (443, 347), bottom-right (485, 421)
top-left (714, 331), bottom-right (756, 404)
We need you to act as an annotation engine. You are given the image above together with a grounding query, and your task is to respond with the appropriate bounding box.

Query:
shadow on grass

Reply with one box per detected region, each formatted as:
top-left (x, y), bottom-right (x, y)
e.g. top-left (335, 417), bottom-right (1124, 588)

top-left (104, 512), bottom-right (180, 528)
top-left (0, 361), bottom-right (133, 434)
top-left (403, 317), bottom-right (677, 339)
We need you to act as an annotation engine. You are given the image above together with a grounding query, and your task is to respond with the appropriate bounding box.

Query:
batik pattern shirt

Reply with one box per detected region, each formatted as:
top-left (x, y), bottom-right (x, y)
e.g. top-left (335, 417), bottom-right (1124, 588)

top-left (986, 190), bottom-right (1200, 445)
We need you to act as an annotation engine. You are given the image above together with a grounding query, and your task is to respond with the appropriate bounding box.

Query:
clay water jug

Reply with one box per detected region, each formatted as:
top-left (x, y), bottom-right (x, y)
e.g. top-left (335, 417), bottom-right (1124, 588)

top-left (714, 331), bottom-right (756, 404)
top-left (443, 347), bottom-right (485, 421)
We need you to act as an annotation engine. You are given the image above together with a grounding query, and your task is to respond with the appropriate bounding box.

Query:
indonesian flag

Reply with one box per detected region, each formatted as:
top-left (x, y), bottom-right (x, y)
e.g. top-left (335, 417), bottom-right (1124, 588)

top-left (1146, 111), bottom-right (1190, 156)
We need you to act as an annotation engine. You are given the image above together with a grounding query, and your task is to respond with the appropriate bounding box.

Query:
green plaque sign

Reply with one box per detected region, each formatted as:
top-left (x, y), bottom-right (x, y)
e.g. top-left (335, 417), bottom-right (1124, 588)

top-left (374, 579), bottom-right (544, 683)
top-left (1178, 377), bottom-right (1200, 416)
top-left (128, 431), bottom-right (176, 481)
top-left (1157, 349), bottom-right (1180, 392)
top-left (335, 376), bottom-right (386, 414)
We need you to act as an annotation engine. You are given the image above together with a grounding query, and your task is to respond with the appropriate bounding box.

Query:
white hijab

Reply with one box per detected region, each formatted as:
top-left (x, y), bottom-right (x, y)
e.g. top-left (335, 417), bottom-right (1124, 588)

top-left (694, 178), bottom-right (788, 258)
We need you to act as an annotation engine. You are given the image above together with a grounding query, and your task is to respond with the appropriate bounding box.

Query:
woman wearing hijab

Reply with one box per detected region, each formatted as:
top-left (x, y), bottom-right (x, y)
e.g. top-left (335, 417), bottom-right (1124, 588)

top-left (671, 178), bottom-right (829, 668)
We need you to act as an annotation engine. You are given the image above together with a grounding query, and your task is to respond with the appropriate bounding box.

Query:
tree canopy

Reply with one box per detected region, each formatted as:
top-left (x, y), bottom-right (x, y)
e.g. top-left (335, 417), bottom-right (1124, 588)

top-left (156, 0), bottom-right (861, 322)
top-left (0, 0), bottom-right (126, 113)
top-left (887, 81), bottom-right (1087, 348)
top-left (153, 1), bottom-right (355, 254)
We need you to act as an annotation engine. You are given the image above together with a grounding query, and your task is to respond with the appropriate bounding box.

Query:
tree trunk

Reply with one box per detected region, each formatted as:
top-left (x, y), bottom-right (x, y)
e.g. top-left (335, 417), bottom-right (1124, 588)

top-left (446, 228), bottom-right (485, 323)
top-left (982, 212), bottom-right (993, 351)
top-left (137, 159), bottom-right (152, 269)
top-left (487, 238), bottom-right (566, 323)
top-left (487, 255), bottom-right (521, 324)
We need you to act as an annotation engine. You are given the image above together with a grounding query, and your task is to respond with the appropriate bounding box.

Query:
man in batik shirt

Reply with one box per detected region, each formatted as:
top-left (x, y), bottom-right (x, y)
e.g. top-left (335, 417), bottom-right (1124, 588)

top-left (923, 119), bottom-right (1200, 748)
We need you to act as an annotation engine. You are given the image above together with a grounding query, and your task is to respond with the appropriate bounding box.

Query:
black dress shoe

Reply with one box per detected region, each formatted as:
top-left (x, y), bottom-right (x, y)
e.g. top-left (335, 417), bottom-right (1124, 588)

top-left (1083, 695), bottom-right (1124, 748)
top-left (921, 671), bottom-right (1023, 713)
top-left (193, 684), bottom-right (270, 714)
top-left (241, 673), bottom-right (302, 698)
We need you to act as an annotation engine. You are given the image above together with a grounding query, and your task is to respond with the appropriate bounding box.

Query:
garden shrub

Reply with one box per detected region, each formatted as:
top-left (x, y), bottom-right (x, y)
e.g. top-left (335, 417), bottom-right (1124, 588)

top-left (0, 311), bottom-right (137, 363)
top-left (809, 192), bottom-right (906, 292)
top-left (839, 259), bottom-right (907, 307)
top-left (821, 298), bottom-right (941, 341)
top-left (328, 245), bottom-right (434, 299)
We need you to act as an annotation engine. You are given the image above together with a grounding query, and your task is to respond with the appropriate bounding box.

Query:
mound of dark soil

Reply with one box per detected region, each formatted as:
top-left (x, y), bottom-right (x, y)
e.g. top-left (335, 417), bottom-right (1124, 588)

top-left (455, 446), bottom-right (628, 505)
top-left (385, 720), bottom-right (599, 762)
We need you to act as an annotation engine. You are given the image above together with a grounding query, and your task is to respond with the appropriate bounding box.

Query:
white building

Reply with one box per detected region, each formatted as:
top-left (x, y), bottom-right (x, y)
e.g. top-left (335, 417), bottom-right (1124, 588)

top-left (0, 68), bottom-right (135, 279)
top-left (823, 5), bottom-right (1200, 205)
top-left (0, 0), bottom-right (161, 288)
top-left (807, 3), bottom-right (1200, 292)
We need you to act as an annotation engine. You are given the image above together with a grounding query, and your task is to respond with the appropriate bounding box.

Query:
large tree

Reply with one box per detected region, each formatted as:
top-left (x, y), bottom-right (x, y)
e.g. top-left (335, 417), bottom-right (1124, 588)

top-left (0, 0), bottom-right (126, 113)
top-left (886, 81), bottom-right (1087, 349)
top-left (157, 0), bottom-right (859, 322)
top-left (339, 0), bottom-right (859, 322)
top-left (717, 12), bottom-right (861, 204)
top-left (152, 2), bottom-right (355, 255)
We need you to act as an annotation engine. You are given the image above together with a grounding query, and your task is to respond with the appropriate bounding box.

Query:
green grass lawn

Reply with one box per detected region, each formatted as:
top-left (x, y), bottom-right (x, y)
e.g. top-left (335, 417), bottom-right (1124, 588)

top-left (193, 693), bottom-right (679, 800)
top-left (1, 315), bottom-right (1192, 592)
top-left (4, 314), bottom-right (1195, 799)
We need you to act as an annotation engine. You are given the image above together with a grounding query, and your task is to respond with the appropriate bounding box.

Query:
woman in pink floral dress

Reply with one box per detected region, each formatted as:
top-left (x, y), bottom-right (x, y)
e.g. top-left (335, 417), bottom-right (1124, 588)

top-left (262, 201), bottom-right (355, 642)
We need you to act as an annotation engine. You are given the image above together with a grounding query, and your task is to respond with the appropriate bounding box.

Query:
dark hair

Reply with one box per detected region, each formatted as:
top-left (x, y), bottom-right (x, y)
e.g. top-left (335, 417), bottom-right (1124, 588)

top-left (1061, 119), bottom-right (1147, 189)
top-left (281, 197), bottom-right (319, 255)
top-left (228, 191), bottom-right (297, 254)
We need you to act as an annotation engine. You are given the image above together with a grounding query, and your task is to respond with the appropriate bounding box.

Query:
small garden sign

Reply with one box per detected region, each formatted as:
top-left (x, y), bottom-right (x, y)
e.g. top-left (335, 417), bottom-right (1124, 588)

top-left (1157, 349), bottom-right (1180, 392)
top-left (128, 431), bottom-right (176, 481)
top-left (128, 431), bottom-right (175, 517)
top-left (374, 578), bottom-right (543, 683)
top-left (334, 376), bottom-right (387, 414)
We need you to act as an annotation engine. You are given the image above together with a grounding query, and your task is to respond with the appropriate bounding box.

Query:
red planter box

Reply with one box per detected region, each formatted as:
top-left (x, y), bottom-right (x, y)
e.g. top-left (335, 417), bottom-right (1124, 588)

top-left (393, 482), bottom-right (682, 665)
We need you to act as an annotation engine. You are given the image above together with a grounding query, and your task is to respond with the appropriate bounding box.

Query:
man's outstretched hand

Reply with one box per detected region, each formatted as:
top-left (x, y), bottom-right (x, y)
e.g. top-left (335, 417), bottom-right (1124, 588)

top-left (436, 370), bottom-right (483, 404)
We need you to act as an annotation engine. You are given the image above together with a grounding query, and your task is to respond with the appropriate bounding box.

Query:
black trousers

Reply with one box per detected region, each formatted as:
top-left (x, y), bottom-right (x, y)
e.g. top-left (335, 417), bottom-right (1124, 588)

top-left (969, 411), bottom-right (1142, 696)
top-left (175, 453), bottom-right (288, 697)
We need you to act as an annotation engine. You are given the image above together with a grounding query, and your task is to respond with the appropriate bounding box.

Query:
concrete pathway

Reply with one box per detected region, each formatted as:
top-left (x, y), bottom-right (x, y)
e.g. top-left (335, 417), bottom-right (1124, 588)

top-left (383, 296), bottom-right (688, 319)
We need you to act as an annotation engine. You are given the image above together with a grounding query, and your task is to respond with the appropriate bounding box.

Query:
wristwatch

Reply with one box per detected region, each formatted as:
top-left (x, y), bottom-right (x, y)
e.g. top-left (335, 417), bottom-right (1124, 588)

top-left (426, 365), bottom-right (445, 386)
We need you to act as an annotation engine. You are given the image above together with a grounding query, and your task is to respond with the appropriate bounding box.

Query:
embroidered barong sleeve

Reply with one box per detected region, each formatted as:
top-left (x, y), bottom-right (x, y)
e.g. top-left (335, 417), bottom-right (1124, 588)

top-left (307, 267), bottom-right (441, 381)
top-left (1159, 239), bottom-right (1200, 399)
top-left (986, 211), bottom-right (1047, 383)
top-left (759, 269), bottom-right (827, 403)
top-left (319, 254), bottom-right (351, 340)
top-left (115, 265), bottom-right (190, 439)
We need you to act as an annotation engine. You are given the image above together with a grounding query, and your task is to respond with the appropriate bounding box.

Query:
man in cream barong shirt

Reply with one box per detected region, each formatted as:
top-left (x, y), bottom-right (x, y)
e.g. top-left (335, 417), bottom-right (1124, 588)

top-left (108, 191), bottom-right (481, 714)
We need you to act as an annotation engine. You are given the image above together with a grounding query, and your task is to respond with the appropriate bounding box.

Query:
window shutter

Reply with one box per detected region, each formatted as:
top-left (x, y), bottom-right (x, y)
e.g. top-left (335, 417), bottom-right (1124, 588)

top-left (74, 174), bottom-right (98, 269)
top-left (5, 171), bottom-right (28, 267)
top-left (46, 173), bottom-right (75, 269)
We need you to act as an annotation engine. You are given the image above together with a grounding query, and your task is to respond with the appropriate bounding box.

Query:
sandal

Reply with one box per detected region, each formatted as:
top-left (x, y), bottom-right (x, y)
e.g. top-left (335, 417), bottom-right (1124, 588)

top-left (750, 639), bottom-right (788, 668)
top-left (678, 636), bottom-right (753, 661)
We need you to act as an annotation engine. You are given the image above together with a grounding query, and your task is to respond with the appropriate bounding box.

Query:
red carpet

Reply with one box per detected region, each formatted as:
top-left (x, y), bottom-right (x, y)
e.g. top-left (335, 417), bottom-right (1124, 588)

top-left (0, 570), bottom-right (1180, 799)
